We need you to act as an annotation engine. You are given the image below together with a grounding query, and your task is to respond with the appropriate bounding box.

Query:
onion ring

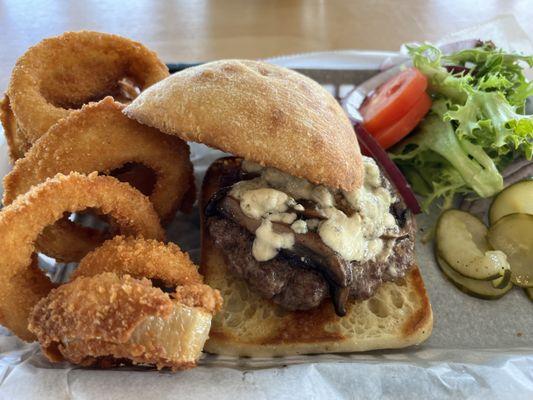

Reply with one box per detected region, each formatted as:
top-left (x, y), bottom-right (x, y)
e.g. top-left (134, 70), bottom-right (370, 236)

top-left (6, 31), bottom-right (169, 151)
top-left (1, 31), bottom-right (168, 163)
top-left (29, 273), bottom-right (216, 370)
top-left (72, 236), bottom-right (204, 287)
top-left (72, 236), bottom-right (223, 315)
top-left (29, 236), bottom-right (223, 369)
top-left (0, 95), bottom-right (30, 161)
top-left (0, 172), bottom-right (164, 341)
top-left (3, 97), bottom-right (194, 262)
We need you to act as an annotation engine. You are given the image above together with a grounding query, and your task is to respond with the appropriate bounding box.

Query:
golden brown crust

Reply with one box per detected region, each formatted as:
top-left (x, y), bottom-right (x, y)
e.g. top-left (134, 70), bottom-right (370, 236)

top-left (74, 236), bottom-right (223, 315)
top-left (35, 218), bottom-right (109, 263)
top-left (402, 268), bottom-right (433, 338)
top-left (29, 273), bottom-right (218, 370)
top-left (0, 95), bottom-right (30, 161)
top-left (29, 273), bottom-right (173, 347)
top-left (54, 340), bottom-right (199, 371)
top-left (72, 235), bottom-right (203, 287)
top-left (3, 97), bottom-right (194, 222)
top-left (124, 59), bottom-right (363, 192)
top-left (3, 97), bottom-right (193, 262)
top-left (199, 157), bottom-right (433, 356)
top-left (8, 31), bottom-right (169, 145)
top-left (29, 273), bottom-right (188, 369)
top-left (173, 284), bottom-right (223, 315)
top-left (0, 172), bottom-right (164, 341)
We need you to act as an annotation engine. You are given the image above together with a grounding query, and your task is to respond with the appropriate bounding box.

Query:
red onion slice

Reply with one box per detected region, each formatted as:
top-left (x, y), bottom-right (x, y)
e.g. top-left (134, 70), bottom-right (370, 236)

top-left (445, 65), bottom-right (470, 75)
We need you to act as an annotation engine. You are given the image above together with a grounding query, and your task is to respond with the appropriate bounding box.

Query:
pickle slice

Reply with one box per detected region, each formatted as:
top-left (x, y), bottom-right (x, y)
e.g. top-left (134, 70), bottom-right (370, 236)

top-left (491, 268), bottom-right (512, 289)
top-left (436, 255), bottom-right (513, 300)
top-left (489, 179), bottom-right (533, 225)
top-left (436, 209), bottom-right (510, 280)
top-left (525, 287), bottom-right (533, 302)
top-left (488, 213), bottom-right (533, 288)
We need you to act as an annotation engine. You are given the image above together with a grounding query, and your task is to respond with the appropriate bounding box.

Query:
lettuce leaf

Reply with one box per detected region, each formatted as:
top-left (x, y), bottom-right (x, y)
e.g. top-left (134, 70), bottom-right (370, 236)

top-left (392, 43), bottom-right (533, 209)
top-left (393, 100), bottom-right (503, 210)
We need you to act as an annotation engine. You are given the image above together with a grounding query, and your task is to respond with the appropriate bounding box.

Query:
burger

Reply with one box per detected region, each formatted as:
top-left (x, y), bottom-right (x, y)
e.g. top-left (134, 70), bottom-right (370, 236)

top-left (124, 59), bottom-right (433, 356)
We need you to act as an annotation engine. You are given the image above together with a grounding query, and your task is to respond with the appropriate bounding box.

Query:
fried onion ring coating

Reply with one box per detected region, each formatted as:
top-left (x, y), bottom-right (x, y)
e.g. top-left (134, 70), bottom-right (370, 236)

top-left (173, 283), bottom-right (223, 315)
top-left (0, 172), bottom-right (164, 340)
top-left (0, 95), bottom-right (30, 161)
top-left (72, 236), bottom-right (203, 287)
top-left (3, 98), bottom-right (194, 262)
top-left (29, 273), bottom-right (218, 370)
top-left (73, 236), bottom-right (223, 314)
top-left (7, 31), bottom-right (169, 149)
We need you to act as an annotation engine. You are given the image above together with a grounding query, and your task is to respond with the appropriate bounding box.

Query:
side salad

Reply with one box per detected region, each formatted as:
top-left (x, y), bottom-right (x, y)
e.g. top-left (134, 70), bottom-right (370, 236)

top-left (353, 41), bottom-right (533, 302)
top-left (363, 42), bottom-right (533, 210)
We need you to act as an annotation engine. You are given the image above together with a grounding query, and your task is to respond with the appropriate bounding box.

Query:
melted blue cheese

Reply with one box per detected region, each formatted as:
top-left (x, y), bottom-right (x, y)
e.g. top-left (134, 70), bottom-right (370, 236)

top-left (230, 184), bottom-right (299, 260)
top-left (240, 188), bottom-right (290, 219)
top-left (321, 158), bottom-right (398, 261)
top-left (253, 219), bottom-right (295, 261)
top-left (231, 157), bottom-right (399, 262)
top-left (291, 219), bottom-right (308, 234)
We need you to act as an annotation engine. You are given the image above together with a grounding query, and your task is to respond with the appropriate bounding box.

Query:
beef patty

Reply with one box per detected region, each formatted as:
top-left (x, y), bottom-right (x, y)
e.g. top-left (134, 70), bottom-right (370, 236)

top-left (204, 157), bottom-right (416, 314)
top-left (207, 207), bottom-right (415, 312)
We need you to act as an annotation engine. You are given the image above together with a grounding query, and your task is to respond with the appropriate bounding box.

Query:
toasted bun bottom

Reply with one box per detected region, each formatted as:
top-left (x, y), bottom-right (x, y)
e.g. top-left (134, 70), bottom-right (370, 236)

top-left (200, 158), bottom-right (433, 357)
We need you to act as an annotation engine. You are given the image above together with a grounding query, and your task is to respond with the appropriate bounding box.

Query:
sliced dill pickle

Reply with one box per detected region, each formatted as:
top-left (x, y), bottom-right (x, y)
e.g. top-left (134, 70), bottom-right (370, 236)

top-left (489, 179), bottom-right (533, 225)
top-left (436, 254), bottom-right (513, 300)
top-left (491, 268), bottom-right (512, 289)
top-left (436, 209), bottom-right (510, 281)
top-left (488, 213), bottom-right (533, 288)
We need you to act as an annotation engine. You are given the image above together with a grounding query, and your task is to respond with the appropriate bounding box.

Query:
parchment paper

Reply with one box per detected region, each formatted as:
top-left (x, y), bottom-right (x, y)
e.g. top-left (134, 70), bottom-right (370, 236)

top-left (1, 14), bottom-right (532, 400)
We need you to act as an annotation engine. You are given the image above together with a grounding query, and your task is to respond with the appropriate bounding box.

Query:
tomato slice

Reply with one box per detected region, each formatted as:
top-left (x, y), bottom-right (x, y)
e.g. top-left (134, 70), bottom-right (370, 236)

top-left (372, 92), bottom-right (432, 149)
top-left (360, 67), bottom-right (428, 134)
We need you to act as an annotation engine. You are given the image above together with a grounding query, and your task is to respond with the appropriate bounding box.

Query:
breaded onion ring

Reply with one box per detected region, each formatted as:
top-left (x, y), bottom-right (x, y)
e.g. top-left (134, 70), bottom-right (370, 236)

top-left (3, 98), bottom-right (195, 262)
top-left (29, 273), bottom-right (217, 370)
top-left (72, 236), bottom-right (203, 287)
top-left (0, 172), bottom-right (164, 341)
top-left (0, 96), bottom-right (30, 161)
top-left (6, 31), bottom-right (169, 150)
top-left (73, 236), bottom-right (222, 315)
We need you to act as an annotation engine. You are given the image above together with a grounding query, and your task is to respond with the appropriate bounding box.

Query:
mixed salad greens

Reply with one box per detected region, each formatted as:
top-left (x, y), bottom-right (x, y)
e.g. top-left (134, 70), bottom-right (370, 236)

top-left (351, 42), bottom-right (533, 301)
top-left (391, 43), bottom-right (533, 210)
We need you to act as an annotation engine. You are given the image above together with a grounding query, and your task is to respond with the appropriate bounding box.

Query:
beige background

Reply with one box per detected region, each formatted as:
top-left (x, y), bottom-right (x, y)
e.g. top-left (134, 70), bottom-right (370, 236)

top-left (0, 0), bottom-right (531, 90)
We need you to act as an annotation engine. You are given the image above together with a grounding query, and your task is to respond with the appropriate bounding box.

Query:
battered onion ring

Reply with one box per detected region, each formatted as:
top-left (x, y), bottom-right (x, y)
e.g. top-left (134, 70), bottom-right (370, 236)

top-left (3, 97), bottom-right (194, 262)
top-left (29, 238), bottom-right (223, 370)
top-left (72, 236), bottom-right (204, 287)
top-left (7, 31), bottom-right (169, 149)
top-left (73, 236), bottom-right (223, 315)
top-left (0, 95), bottom-right (30, 161)
top-left (0, 172), bottom-right (164, 341)
top-left (29, 273), bottom-right (214, 370)
top-left (75, 236), bottom-right (224, 353)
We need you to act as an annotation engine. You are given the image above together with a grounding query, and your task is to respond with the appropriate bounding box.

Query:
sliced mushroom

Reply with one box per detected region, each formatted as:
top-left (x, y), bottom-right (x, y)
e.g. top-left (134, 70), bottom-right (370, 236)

top-left (332, 286), bottom-right (350, 316)
top-left (291, 199), bottom-right (327, 220)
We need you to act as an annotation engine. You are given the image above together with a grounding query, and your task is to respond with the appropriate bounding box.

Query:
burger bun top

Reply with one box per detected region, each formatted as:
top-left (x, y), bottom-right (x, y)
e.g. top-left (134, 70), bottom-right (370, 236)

top-left (124, 59), bottom-right (363, 192)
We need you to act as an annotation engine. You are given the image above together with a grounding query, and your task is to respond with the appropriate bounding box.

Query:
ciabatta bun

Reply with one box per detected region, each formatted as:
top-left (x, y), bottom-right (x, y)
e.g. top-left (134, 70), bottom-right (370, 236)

top-left (124, 60), bottom-right (363, 192)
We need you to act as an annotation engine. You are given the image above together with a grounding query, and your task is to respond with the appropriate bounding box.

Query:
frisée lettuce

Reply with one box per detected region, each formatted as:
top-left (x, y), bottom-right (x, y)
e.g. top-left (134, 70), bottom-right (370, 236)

top-left (391, 43), bottom-right (533, 210)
